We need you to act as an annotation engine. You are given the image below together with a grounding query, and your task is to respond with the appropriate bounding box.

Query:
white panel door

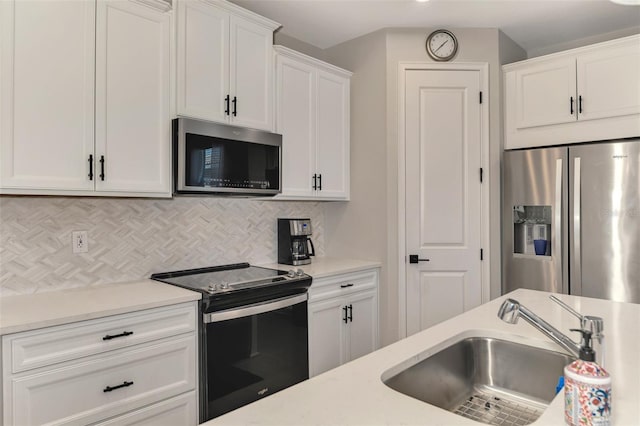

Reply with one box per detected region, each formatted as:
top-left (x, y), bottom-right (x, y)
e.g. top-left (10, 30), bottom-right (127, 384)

top-left (405, 69), bottom-right (482, 336)
top-left (308, 297), bottom-right (345, 377)
top-left (275, 55), bottom-right (316, 197)
top-left (176, 0), bottom-right (229, 123)
top-left (346, 290), bottom-right (377, 362)
top-left (0, 0), bottom-right (95, 190)
top-left (229, 14), bottom-right (273, 131)
top-left (95, 0), bottom-right (171, 195)
top-left (316, 70), bottom-right (350, 199)
top-left (514, 57), bottom-right (577, 129)
top-left (577, 39), bottom-right (640, 122)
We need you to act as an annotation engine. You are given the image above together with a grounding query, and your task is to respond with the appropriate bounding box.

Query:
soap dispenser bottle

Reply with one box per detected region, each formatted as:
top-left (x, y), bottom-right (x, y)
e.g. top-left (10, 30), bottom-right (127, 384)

top-left (564, 329), bottom-right (611, 426)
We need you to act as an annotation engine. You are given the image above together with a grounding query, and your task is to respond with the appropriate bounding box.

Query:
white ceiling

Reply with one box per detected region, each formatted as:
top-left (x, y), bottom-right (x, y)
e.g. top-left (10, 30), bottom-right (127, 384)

top-left (230, 0), bottom-right (640, 54)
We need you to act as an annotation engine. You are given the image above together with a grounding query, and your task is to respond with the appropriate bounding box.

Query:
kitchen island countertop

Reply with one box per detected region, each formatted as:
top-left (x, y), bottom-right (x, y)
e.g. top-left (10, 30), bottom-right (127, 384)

top-left (204, 288), bottom-right (640, 425)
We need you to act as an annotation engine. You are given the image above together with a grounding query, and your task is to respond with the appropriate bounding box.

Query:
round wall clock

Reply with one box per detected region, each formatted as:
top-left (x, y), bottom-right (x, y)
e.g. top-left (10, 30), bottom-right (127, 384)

top-left (425, 29), bottom-right (458, 62)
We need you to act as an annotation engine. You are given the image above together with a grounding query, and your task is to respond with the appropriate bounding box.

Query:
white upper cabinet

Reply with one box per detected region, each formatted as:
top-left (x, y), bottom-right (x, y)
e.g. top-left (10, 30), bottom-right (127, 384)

top-left (576, 42), bottom-right (640, 122)
top-left (0, 0), bottom-right (96, 191)
top-left (95, 0), bottom-right (172, 194)
top-left (315, 69), bottom-right (350, 199)
top-left (177, 0), bottom-right (279, 131)
top-left (504, 35), bottom-right (640, 149)
top-left (274, 46), bottom-right (351, 200)
top-left (0, 0), bottom-right (173, 197)
top-left (176, 0), bottom-right (229, 124)
top-left (513, 57), bottom-right (576, 130)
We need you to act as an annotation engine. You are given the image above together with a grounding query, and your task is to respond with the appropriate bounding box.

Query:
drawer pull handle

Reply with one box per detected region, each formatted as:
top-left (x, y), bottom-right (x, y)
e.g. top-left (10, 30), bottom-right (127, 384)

top-left (103, 381), bottom-right (134, 393)
top-left (103, 331), bottom-right (133, 341)
top-left (340, 283), bottom-right (354, 288)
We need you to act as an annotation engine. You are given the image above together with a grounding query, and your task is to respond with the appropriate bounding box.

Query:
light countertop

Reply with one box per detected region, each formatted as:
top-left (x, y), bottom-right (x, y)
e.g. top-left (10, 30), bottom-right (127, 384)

top-left (204, 289), bottom-right (640, 425)
top-left (0, 279), bottom-right (201, 336)
top-left (259, 257), bottom-right (381, 279)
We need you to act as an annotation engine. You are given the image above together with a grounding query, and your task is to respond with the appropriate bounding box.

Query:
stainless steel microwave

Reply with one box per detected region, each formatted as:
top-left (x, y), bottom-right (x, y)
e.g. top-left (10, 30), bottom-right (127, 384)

top-left (173, 118), bottom-right (282, 196)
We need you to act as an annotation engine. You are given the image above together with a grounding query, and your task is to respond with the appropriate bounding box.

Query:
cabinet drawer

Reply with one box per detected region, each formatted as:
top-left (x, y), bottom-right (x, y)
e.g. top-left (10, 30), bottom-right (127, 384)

top-left (92, 392), bottom-right (197, 426)
top-left (309, 269), bottom-right (378, 302)
top-left (5, 302), bottom-right (196, 373)
top-left (5, 335), bottom-right (196, 426)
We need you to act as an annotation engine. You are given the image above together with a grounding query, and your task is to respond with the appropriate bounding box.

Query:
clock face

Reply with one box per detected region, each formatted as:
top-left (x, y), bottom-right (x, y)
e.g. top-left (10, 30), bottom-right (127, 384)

top-left (426, 30), bottom-right (458, 61)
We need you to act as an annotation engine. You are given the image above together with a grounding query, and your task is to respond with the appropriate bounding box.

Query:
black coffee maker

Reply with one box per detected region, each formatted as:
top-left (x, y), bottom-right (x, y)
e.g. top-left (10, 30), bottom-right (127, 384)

top-left (278, 218), bottom-right (315, 265)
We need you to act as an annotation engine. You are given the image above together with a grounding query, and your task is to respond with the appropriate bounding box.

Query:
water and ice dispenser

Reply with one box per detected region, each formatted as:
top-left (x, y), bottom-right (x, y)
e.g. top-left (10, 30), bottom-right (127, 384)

top-left (513, 205), bottom-right (551, 256)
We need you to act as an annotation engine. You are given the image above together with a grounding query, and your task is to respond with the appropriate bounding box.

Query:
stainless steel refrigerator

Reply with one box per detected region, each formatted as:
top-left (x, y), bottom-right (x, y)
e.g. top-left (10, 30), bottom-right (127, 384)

top-left (502, 139), bottom-right (640, 303)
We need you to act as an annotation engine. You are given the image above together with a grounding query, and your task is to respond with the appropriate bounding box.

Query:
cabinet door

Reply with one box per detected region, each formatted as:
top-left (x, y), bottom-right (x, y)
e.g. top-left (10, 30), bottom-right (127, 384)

top-left (345, 290), bottom-right (377, 362)
top-left (275, 54), bottom-right (316, 198)
top-left (0, 0), bottom-right (95, 191)
top-left (93, 392), bottom-right (197, 426)
top-left (5, 336), bottom-right (195, 426)
top-left (315, 70), bottom-right (350, 199)
top-left (512, 57), bottom-right (577, 130)
top-left (229, 15), bottom-right (273, 131)
top-left (176, 0), bottom-right (229, 123)
top-left (95, 0), bottom-right (172, 195)
top-left (308, 297), bottom-right (346, 377)
top-left (577, 38), bottom-right (640, 122)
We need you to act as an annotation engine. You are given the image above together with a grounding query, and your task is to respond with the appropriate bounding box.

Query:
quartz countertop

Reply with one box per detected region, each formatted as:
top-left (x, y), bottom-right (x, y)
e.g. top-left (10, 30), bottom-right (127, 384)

top-left (259, 257), bottom-right (381, 278)
top-left (0, 280), bottom-right (201, 335)
top-left (204, 289), bottom-right (640, 425)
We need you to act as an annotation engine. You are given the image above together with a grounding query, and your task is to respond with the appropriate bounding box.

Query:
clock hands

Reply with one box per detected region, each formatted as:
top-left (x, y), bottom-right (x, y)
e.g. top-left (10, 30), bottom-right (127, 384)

top-left (434, 39), bottom-right (449, 53)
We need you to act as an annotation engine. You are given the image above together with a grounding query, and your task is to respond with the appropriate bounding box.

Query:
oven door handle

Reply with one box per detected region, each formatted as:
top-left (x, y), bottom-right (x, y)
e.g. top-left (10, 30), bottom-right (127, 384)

top-left (203, 293), bottom-right (307, 323)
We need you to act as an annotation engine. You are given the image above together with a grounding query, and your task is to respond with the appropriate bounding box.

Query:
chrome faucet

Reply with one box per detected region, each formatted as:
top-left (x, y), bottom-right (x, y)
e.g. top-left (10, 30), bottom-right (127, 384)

top-left (549, 295), bottom-right (605, 366)
top-left (498, 298), bottom-right (582, 358)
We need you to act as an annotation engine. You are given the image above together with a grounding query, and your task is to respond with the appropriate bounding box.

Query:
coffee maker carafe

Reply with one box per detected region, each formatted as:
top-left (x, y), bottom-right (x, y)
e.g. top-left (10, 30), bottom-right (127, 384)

top-left (278, 218), bottom-right (315, 265)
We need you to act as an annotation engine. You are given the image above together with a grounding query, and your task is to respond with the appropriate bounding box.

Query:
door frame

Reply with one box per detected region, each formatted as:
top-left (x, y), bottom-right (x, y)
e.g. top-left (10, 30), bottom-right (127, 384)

top-left (397, 62), bottom-right (490, 338)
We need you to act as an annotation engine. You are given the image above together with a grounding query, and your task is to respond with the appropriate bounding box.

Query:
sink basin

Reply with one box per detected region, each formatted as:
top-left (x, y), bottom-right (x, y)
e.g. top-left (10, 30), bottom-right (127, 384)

top-left (383, 337), bottom-right (574, 426)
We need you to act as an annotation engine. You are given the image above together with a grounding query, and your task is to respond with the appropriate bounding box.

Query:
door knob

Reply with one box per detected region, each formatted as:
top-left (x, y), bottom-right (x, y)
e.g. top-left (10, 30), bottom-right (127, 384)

top-left (409, 254), bottom-right (430, 264)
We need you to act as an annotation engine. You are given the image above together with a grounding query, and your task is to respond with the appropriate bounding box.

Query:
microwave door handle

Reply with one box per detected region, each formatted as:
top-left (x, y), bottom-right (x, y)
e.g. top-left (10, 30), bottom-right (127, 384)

top-left (308, 238), bottom-right (315, 257)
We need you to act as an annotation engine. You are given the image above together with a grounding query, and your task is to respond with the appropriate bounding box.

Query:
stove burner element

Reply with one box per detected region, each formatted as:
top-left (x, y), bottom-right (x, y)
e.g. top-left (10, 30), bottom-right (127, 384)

top-left (150, 263), bottom-right (312, 313)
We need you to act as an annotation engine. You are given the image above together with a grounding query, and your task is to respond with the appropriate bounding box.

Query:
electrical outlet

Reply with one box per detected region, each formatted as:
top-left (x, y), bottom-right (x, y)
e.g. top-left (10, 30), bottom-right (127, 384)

top-left (72, 231), bottom-right (89, 254)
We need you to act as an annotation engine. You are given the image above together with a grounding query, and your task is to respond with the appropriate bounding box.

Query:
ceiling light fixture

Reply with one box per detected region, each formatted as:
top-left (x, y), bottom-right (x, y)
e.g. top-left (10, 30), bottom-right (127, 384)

top-left (416, 0), bottom-right (430, 3)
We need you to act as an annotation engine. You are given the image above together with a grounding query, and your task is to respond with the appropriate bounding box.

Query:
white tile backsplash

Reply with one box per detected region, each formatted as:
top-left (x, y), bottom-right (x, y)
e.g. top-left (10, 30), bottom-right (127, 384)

top-left (0, 196), bottom-right (324, 296)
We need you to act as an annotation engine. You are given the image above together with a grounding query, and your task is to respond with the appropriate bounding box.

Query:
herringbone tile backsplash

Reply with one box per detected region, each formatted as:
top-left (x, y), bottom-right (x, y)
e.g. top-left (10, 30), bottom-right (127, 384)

top-left (0, 196), bottom-right (325, 296)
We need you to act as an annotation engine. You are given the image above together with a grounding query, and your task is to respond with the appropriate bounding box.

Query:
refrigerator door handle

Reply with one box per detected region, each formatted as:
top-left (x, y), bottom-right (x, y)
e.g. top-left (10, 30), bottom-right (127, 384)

top-left (554, 159), bottom-right (563, 293)
top-left (573, 157), bottom-right (582, 295)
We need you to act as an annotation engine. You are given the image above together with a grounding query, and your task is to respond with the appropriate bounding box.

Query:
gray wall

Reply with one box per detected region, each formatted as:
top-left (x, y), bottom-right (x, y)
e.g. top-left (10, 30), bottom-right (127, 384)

top-left (384, 28), bottom-right (504, 343)
top-left (322, 30), bottom-right (391, 344)
top-left (526, 26), bottom-right (640, 59)
top-left (319, 28), bottom-right (524, 345)
top-left (274, 31), bottom-right (329, 61)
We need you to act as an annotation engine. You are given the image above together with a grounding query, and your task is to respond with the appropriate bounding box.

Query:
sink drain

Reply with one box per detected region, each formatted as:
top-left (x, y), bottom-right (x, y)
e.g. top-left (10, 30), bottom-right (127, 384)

top-left (452, 387), bottom-right (546, 426)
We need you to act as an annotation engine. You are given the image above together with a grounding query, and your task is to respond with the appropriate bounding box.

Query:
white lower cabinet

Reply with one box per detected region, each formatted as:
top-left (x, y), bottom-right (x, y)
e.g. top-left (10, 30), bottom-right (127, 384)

top-left (308, 268), bottom-right (379, 377)
top-left (2, 302), bottom-right (198, 426)
top-left (94, 393), bottom-right (197, 426)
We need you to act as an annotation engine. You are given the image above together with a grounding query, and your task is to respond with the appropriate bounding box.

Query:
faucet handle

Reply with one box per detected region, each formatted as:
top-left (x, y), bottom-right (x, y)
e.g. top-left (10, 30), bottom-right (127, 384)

top-left (549, 295), bottom-right (584, 320)
top-left (550, 295), bottom-right (604, 336)
top-left (582, 315), bottom-right (604, 337)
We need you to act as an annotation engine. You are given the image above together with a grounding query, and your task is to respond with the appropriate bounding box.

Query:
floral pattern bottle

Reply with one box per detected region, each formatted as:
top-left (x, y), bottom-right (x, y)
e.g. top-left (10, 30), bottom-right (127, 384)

top-left (564, 329), bottom-right (611, 426)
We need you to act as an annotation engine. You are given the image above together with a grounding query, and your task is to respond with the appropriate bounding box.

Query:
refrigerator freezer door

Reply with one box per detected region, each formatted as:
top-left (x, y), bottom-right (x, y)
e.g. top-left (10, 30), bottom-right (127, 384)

top-left (569, 140), bottom-right (640, 303)
top-left (503, 147), bottom-right (569, 295)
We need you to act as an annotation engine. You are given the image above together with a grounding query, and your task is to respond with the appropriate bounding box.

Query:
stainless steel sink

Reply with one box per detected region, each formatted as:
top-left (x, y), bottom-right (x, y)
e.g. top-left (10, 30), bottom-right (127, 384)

top-left (383, 337), bottom-right (573, 426)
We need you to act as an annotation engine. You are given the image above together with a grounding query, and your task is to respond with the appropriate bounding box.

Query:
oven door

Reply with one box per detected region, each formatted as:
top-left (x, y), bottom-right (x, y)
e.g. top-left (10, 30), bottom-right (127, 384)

top-left (202, 293), bottom-right (308, 421)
